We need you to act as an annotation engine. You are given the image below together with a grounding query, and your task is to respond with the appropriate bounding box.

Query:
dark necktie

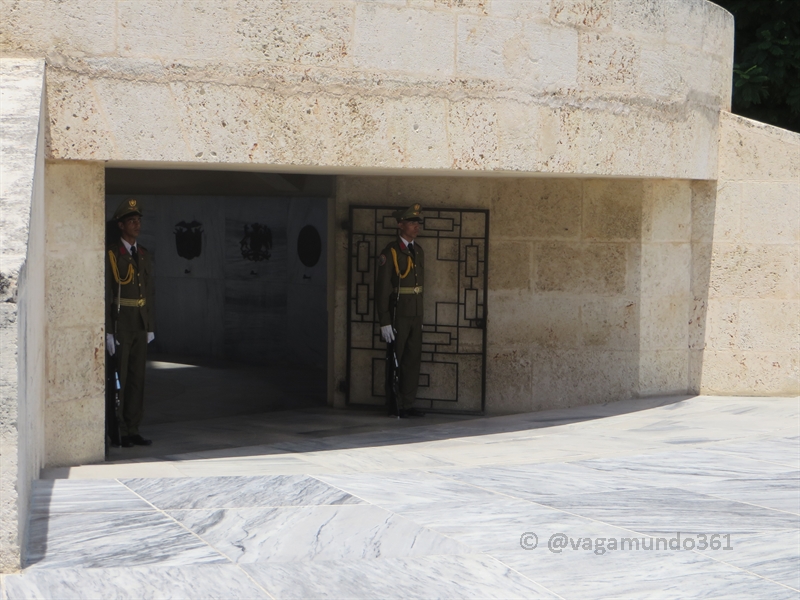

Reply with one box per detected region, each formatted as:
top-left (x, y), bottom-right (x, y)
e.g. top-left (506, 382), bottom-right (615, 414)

top-left (407, 242), bottom-right (415, 258)
top-left (131, 245), bottom-right (139, 267)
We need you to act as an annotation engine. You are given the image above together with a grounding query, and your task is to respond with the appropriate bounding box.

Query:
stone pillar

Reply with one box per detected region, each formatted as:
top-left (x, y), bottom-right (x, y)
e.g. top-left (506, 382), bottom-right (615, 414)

top-left (43, 162), bottom-right (106, 467)
top-left (638, 180), bottom-right (693, 395)
top-left (0, 59), bottom-right (46, 573)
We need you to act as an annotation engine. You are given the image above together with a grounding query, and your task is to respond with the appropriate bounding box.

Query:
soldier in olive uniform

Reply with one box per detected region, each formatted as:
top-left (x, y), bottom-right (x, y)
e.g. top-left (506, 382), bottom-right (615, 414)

top-left (106, 198), bottom-right (155, 447)
top-left (375, 204), bottom-right (426, 418)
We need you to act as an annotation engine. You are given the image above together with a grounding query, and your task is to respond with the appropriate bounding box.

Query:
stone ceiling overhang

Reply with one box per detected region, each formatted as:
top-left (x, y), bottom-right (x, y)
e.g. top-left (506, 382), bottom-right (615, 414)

top-left (3, 0), bottom-right (734, 180)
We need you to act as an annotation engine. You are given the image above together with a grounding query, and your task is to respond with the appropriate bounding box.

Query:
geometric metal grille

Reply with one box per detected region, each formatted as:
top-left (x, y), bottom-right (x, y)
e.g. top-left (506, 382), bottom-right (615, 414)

top-left (346, 205), bottom-right (489, 414)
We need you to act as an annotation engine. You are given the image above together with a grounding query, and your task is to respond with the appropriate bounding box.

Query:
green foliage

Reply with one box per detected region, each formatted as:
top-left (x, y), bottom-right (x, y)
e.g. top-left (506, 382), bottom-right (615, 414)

top-left (715, 0), bottom-right (800, 133)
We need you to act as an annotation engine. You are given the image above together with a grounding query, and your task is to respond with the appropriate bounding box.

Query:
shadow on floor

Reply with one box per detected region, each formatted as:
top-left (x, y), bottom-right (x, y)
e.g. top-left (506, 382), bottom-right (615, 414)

top-left (142, 354), bottom-right (328, 424)
top-left (108, 357), bottom-right (693, 464)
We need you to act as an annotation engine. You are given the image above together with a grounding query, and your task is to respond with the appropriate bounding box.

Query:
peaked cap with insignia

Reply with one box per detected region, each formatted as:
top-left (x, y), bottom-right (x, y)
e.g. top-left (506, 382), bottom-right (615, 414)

top-left (113, 198), bottom-right (143, 221)
top-left (392, 203), bottom-right (423, 222)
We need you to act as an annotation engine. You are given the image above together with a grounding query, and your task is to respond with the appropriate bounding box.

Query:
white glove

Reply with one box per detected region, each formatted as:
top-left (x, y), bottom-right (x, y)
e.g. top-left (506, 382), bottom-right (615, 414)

top-left (147, 332), bottom-right (155, 344)
top-left (380, 325), bottom-right (395, 343)
top-left (106, 333), bottom-right (116, 356)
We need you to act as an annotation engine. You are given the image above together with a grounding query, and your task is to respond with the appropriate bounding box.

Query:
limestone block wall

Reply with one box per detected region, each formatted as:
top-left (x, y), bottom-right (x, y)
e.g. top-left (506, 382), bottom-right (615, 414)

top-left (692, 113), bottom-right (800, 395)
top-left (43, 162), bottom-right (106, 467)
top-left (0, 59), bottom-right (46, 572)
top-left (489, 177), bottom-right (641, 411)
top-left (1, 0), bottom-right (732, 179)
top-left (335, 175), bottom-right (694, 413)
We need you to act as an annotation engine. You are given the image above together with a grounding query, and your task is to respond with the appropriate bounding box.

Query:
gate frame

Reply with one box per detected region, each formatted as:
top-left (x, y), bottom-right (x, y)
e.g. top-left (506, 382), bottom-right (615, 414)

top-left (345, 204), bottom-right (489, 415)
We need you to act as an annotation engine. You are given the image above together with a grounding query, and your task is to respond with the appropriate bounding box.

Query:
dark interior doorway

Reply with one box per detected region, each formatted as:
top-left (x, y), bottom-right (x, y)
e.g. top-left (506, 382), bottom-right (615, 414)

top-left (104, 168), bottom-right (333, 458)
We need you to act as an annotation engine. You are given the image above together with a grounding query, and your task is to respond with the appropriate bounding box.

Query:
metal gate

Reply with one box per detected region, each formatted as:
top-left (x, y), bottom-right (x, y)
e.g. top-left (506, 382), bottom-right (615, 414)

top-left (346, 205), bottom-right (489, 414)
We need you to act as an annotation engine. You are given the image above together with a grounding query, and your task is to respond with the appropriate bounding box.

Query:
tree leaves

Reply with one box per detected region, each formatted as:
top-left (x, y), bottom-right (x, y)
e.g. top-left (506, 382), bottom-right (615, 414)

top-left (715, 0), bottom-right (800, 132)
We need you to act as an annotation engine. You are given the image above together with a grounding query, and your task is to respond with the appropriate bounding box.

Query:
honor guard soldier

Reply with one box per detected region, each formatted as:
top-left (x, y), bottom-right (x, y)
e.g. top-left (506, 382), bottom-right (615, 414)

top-left (375, 204), bottom-right (426, 418)
top-left (106, 198), bottom-right (155, 447)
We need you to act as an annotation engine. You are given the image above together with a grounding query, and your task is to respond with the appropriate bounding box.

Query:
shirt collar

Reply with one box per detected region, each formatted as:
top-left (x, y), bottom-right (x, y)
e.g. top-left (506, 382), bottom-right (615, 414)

top-left (120, 238), bottom-right (137, 254)
top-left (399, 236), bottom-right (413, 249)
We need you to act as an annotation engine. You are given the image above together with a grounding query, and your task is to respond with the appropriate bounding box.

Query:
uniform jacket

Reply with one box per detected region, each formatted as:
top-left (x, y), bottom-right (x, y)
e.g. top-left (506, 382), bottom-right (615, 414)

top-left (106, 241), bottom-right (156, 334)
top-left (375, 238), bottom-right (424, 327)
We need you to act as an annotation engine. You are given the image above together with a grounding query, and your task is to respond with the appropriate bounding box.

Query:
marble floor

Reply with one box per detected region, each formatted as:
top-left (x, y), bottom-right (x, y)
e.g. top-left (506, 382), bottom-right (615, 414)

top-left (3, 395), bottom-right (799, 599)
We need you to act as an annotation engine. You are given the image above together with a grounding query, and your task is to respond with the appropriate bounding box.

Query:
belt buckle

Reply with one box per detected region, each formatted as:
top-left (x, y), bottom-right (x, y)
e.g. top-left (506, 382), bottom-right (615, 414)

top-left (137, 298), bottom-right (145, 307)
top-left (414, 286), bottom-right (421, 294)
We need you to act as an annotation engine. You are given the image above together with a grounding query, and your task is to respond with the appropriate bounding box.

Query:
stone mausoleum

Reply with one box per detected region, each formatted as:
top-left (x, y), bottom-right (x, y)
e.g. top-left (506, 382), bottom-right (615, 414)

top-left (1, 0), bottom-right (798, 571)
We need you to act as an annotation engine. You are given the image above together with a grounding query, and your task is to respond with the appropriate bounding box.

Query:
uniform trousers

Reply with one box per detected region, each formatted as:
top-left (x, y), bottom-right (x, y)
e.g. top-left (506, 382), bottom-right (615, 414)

top-left (115, 328), bottom-right (147, 436)
top-left (393, 315), bottom-right (423, 409)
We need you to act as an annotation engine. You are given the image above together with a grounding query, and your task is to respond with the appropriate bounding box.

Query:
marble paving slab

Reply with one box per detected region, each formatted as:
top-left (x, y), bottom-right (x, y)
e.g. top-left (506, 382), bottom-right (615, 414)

top-left (30, 480), bottom-right (152, 514)
top-left (390, 497), bottom-right (639, 554)
top-left (695, 530), bottom-right (800, 590)
top-left (242, 554), bottom-right (558, 599)
top-left (444, 435), bottom-right (663, 464)
top-left (287, 446), bottom-right (457, 472)
top-left (121, 475), bottom-right (363, 509)
top-left (574, 448), bottom-right (794, 487)
top-left (430, 462), bottom-right (660, 501)
top-left (26, 512), bottom-right (227, 569)
top-left (169, 504), bottom-right (473, 563)
top-left (623, 406), bottom-right (790, 432)
top-left (3, 565), bottom-right (269, 599)
top-left (316, 470), bottom-right (508, 510)
top-left (649, 429), bottom-right (755, 446)
top-left (409, 442), bottom-right (587, 467)
top-left (706, 436), bottom-right (800, 470)
top-left (170, 455), bottom-right (330, 477)
top-left (682, 471), bottom-right (800, 514)
top-left (495, 542), bottom-right (799, 599)
top-left (533, 487), bottom-right (800, 536)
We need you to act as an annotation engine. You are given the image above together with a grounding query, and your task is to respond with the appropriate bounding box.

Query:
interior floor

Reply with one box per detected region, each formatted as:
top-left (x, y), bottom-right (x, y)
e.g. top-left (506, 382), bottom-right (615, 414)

top-left (142, 354), bottom-right (327, 424)
top-left (106, 356), bottom-right (477, 462)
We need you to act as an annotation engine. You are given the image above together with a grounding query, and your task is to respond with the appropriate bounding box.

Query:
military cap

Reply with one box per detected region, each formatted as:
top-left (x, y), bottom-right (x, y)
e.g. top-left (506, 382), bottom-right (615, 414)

top-left (392, 203), bottom-right (423, 222)
top-left (113, 198), bottom-right (143, 221)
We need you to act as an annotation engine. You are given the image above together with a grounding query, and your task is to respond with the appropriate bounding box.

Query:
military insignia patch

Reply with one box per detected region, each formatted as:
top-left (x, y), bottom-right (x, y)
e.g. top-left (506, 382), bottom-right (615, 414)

top-left (379, 253), bottom-right (386, 266)
top-left (413, 203), bottom-right (420, 211)
top-left (128, 199), bottom-right (137, 208)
